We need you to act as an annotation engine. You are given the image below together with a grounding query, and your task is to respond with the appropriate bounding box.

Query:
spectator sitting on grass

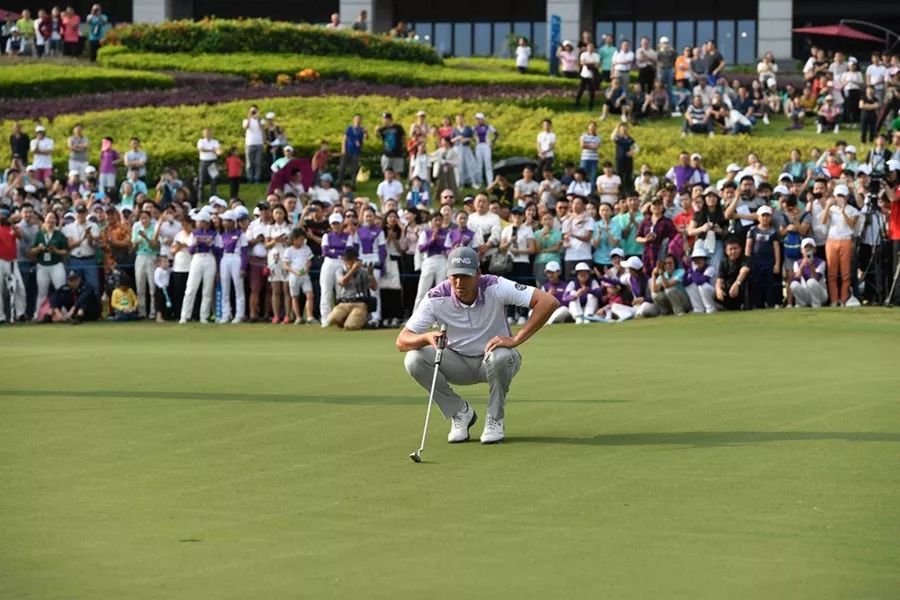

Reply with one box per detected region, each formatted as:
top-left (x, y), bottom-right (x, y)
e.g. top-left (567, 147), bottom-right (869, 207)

top-left (650, 253), bottom-right (691, 316)
top-left (50, 270), bottom-right (99, 323)
top-left (600, 78), bottom-right (632, 122)
top-left (684, 246), bottom-right (717, 313)
top-left (715, 237), bottom-right (750, 310)
top-left (790, 238), bottom-right (828, 308)
top-left (110, 275), bottom-right (139, 321)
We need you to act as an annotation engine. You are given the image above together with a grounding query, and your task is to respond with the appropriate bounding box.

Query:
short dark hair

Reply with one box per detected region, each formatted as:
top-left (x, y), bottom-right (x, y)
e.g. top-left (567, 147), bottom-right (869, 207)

top-left (724, 236), bottom-right (743, 247)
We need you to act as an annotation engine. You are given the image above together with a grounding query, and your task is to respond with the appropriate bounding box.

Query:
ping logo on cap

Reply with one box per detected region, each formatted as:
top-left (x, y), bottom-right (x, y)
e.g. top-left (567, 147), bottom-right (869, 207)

top-left (450, 257), bottom-right (473, 265)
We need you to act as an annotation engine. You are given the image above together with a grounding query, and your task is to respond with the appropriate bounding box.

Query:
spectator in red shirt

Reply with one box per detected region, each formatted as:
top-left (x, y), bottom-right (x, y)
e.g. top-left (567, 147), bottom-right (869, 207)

top-left (0, 207), bottom-right (27, 323)
top-left (888, 160), bottom-right (900, 304)
top-left (61, 7), bottom-right (81, 57)
top-left (225, 146), bottom-right (244, 200)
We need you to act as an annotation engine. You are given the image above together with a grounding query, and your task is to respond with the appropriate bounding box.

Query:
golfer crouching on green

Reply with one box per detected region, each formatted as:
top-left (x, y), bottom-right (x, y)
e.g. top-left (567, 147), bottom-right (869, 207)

top-left (396, 247), bottom-right (559, 444)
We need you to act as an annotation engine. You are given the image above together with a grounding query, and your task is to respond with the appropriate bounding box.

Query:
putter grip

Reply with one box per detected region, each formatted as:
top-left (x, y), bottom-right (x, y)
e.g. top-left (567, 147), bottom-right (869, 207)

top-left (434, 324), bottom-right (448, 364)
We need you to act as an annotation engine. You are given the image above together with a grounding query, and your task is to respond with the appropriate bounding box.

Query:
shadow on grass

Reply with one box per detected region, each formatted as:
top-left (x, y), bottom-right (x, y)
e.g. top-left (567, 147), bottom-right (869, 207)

top-left (0, 389), bottom-right (626, 407)
top-left (511, 431), bottom-right (900, 448)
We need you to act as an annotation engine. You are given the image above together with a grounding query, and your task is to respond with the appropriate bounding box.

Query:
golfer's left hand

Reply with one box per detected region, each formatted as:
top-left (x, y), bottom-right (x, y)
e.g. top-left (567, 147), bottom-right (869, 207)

top-left (485, 335), bottom-right (517, 354)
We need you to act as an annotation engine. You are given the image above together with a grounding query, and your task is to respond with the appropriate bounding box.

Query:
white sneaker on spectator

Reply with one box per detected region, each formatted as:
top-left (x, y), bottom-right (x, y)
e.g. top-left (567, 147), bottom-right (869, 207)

top-left (448, 402), bottom-right (477, 443)
top-left (507, 316), bottom-right (514, 325)
top-left (320, 318), bottom-right (329, 328)
top-left (816, 123), bottom-right (823, 134)
top-left (671, 111), bottom-right (681, 117)
top-left (178, 318), bottom-right (188, 324)
top-left (763, 114), bottom-right (770, 125)
top-left (833, 124), bottom-right (840, 133)
top-left (516, 316), bottom-right (526, 326)
top-left (480, 415), bottom-right (504, 444)
top-left (231, 317), bottom-right (243, 324)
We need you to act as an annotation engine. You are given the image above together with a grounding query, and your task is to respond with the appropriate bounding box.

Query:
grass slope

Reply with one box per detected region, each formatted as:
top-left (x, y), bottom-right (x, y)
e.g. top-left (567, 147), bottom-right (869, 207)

top-left (1, 311), bottom-right (898, 599)
top-left (0, 60), bottom-right (175, 98)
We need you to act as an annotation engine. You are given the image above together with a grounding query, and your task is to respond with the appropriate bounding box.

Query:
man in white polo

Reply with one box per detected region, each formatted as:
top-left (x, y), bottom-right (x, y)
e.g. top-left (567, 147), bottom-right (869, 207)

top-left (396, 246), bottom-right (559, 444)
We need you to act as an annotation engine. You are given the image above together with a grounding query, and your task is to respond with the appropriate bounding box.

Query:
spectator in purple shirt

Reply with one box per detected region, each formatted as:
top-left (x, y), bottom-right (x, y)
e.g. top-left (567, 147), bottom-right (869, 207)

top-left (319, 212), bottom-right (359, 327)
top-left (179, 209), bottom-right (220, 324)
top-left (635, 197), bottom-right (677, 273)
top-left (562, 261), bottom-right (602, 323)
top-left (414, 212), bottom-right (448, 308)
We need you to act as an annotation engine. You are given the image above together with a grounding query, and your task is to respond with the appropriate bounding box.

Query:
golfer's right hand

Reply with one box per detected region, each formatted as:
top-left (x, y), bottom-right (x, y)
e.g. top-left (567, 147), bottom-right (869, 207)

top-left (424, 330), bottom-right (445, 350)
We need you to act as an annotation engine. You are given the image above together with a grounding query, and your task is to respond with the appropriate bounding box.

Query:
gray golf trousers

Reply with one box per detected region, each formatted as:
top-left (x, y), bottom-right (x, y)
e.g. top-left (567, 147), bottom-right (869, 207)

top-left (404, 346), bottom-right (522, 420)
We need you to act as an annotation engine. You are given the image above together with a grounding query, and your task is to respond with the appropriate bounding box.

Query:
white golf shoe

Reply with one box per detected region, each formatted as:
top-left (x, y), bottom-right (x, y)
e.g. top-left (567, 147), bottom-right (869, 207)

top-left (448, 402), bottom-right (477, 443)
top-left (480, 415), bottom-right (505, 444)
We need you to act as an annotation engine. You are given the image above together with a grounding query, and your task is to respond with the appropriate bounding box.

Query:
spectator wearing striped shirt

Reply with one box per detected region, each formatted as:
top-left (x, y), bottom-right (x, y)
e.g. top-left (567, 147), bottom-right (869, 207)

top-left (579, 121), bottom-right (600, 184)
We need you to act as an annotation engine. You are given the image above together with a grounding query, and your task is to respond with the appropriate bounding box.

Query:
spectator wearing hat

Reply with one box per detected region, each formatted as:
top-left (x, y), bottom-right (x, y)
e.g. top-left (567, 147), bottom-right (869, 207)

top-left (561, 262), bottom-right (601, 324)
top-left (744, 205), bottom-right (781, 308)
top-left (473, 113), bottom-right (498, 188)
top-left (29, 126), bottom-right (54, 186)
top-left (716, 237), bottom-right (750, 310)
top-left (178, 209), bottom-right (219, 324)
top-left (63, 203), bottom-right (100, 296)
top-left (196, 128), bottom-right (222, 202)
top-left (30, 211), bottom-right (68, 320)
top-left (650, 253), bottom-right (690, 315)
top-left (377, 113), bottom-right (405, 176)
top-left (541, 261), bottom-right (571, 323)
top-left (327, 247), bottom-right (377, 330)
top-left (556, 40), bottom-right (579, 79)
top-left (684, 246), bottom-right (717, 313)
top-left (790, 238), bottom-right (828, 308)
top-left (820, 184), bottom-right (860, 305)
top-left (50, 270), bottom-right (99, 323)
top-left (609, 256), bottom-right (658, 320)
top-left (636, 197), bottom-right (676, 273)
top-left (319, 213), bottom-right (358, 326)
top-left (67, 124), bottom-right (89, 178)
top-left (218, 210), bottom-right (248, 324)
top-left (657, 37), bottom-right (676, 102)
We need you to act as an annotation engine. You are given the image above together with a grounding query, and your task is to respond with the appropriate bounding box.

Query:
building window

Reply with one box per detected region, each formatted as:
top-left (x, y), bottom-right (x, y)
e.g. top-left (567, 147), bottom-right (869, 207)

top-left (717, 20), bottom-right (735, 64)
top-left (493, 22), bottom-right (511, 57)
top-left (454, 23), bottom-right (472, 57)
top-left (615, 21), bottom-right (634, 45)
top-left (636, 21), bottom-right (653, 45)
top-left (676, 21), bottom-right (694, 51)
top-left (696, 21), bottom-right (714, 46)
top-left (533, 21), bottom-right (547, 57)
top-left (737, 20), bottom-right (756, 64)
top-left (434, 22), bottom-right (452, 57)
top-left (656, 21), bottom-right (674, 46)
top-left (596, 21), bottom-right (613, 45)
top-left (474, 22), bottom-right (492, 56)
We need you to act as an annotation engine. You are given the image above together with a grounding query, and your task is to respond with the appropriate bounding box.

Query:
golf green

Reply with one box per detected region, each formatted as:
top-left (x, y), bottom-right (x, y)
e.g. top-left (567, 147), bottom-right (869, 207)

top-left (1, 311), bottom-right (898, 599)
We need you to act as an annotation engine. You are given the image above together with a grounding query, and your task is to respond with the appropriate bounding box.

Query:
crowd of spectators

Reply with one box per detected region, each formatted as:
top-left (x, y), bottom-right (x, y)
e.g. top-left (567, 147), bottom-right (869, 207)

top-left (1, 3), bottom-right (109, 60)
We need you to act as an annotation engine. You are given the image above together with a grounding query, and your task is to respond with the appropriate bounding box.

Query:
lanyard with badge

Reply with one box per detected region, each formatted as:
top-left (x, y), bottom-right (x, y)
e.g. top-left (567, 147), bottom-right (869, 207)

top-left (42, 231), bottom-right (52, 263)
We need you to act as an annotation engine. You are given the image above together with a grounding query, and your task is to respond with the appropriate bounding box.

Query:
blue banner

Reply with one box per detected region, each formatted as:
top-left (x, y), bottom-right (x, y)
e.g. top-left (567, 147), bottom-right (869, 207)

top-left (549, 15), bottom-right (561, 76)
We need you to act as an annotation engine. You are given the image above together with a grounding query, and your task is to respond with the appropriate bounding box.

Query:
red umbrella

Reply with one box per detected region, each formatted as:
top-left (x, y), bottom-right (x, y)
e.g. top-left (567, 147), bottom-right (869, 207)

top-left (792, 24), bottom-right (883, 43)
top-left (1, 8), bottom-right (23, 20)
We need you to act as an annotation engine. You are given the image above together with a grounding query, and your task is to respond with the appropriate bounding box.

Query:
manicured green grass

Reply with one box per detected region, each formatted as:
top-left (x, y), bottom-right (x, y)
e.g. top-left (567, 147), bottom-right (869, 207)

top-left (97, 48), bottom-right (575, 88)
top-left (1, 310), bottom-right (898, 598)
top-left (0, 59), bottom-right (175, 98)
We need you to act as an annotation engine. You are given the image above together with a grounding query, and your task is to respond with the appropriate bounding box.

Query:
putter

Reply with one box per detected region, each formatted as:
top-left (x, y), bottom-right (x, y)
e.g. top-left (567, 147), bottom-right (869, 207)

top-left (409, 323), bottom-right (447, 463)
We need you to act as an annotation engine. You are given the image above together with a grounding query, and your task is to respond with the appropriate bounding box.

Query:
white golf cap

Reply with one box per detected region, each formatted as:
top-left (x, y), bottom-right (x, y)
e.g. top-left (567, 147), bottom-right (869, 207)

top-left (84, 165), bottom-right (97, 173)
top-left (35, 125), bottom-right (46, 132)
top-left (691, 246), bottom-right (708, 259)
top-left (845, 145), bottom-right (857, 154)
top-left (756, 205), bottom-right (773, 216)
top-left (475, 112), bottom-right (485, 120)
top-left (192, 209), bottom-right (212, 222)
top-left (416, 110), bottom-right (426, 117)
top-left (773, 185), bottom-right (791, 196)
top-left (221, 210), bottom-right (236, 221)
top-left (703, 186), bottom-right (720, 197)
top-left (726, 163), bottom-right (742, 173)
top-left (68, 169), bottom-right (79, 177)
top-left (544, 260), bottom-right (561, 272)
top-left (848, 56), bottom-right (858, 64)
top-left (574, 261), bottom-right (591, 272)
top-left (888, 159), bottom-right (900, 172)
top-left (856, 164), bottom-right (872, 175)
top-left (691, 153), bottom-right (702, 161)
top-left (801, 237), bottom-right (816, 248)
top-left (234, 206), bottom-right (250, 218)
top-left (562, 39), bottom-right (573, 47)
top-left (778, 172), bottom-right (793, 182)
top-left (284, 145), bottom-right (294, 152)
top-left (833, 183), bottom-right (849, 196)
top-left (624, 256), bottom-right (643, 271)
top-left (610, 248), bottom-right (625, 258)
top-left (328, 213), bottom-right (344, 224)
top-left (24, 184), bottom-right (37, 193)
top-left (659, 36), bottom-right (670, 44)
top-left (25, 164), bottom-right (35, 171)
top-left (265, 112), bottom-right (276, 119)
top-left (209, 195), bottom-right (227, 207)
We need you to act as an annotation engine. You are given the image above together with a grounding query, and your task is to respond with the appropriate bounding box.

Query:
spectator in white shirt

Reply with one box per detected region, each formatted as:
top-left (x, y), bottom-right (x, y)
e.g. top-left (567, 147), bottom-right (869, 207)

top-left (561, 196), bottom-right (595, 278)
top-left (536, 119), bottom-right (557, 174)
top-left (612, 40), bottom-right (634, 90)
top-left (865, 52), bottom-right (887, 100)
top-left (376, 168), bottom-right (404, 209)
top-left (242, 105), bottom-right (265, 184)
top-left (196, 128), bottom-right (221, 201)
top-left (819, 184), bottom-right (859, 305)
top-left (575, 42), bottom-right (600, 110)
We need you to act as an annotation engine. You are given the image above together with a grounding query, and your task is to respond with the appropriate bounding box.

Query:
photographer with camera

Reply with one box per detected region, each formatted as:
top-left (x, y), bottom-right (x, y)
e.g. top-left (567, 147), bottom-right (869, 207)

top-left (326, 247), bottom-right (377, 330)
top-left (820, 184), bottom-right (860, 306)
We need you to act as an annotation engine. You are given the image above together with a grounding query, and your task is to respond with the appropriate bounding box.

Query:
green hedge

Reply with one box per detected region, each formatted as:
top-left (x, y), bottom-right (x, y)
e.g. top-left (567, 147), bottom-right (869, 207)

top-left (103, 18), bottom-right (441, 64)
top-left (0, 95), bottom-right (852, 187)
top-left (0, 62), bottom-right (175, 98)
top-left (97, 48), bottom-right (576, 88)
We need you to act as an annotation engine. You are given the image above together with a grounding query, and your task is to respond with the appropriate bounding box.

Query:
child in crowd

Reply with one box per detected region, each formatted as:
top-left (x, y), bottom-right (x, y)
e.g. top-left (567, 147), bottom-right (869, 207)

top-left (744, 205), bottom-right (782, 308)
top-left (225, 146), bottom-right (243, 199)
top-left (282, 229), bottom-right (316, 324)
top-left (515, 37), bottom-right (531, 73)
top-left (154, 256), bottom-right (173, 322)
top-left (110, 276), bottom-right (138, 321)
top-left (406, 176), bottom-right (429, 209)
top-left (312, 140), bottom-right (331, 183)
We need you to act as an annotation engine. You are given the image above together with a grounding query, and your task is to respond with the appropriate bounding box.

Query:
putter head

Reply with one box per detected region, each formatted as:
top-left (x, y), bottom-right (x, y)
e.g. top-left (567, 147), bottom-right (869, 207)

top-left (409, 452), bottom-right (422, 463)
